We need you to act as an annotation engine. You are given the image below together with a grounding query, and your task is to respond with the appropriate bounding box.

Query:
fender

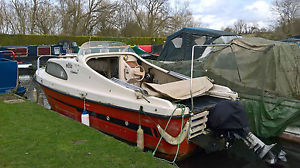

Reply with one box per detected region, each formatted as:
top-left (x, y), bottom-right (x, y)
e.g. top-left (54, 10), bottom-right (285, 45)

top-left (156, 121), bottom-right (189, 145)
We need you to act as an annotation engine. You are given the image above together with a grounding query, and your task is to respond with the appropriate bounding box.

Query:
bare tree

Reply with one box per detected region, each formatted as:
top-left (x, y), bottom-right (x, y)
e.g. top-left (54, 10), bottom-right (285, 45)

top-left (272, 0), bottom-right (300, 35)
top-left (58, 0), bottom-right (84, 35)
top-left (117, 0), bottom-right (198, 37)
top-left (124, 0), bottom-right (170, 36)
top-left (0, 0), bottom-right (199, 36)
top-left (2, 0), bottom-right (60, 35)
top-left (34, 0), bottom-right (60, 34)
top-left (233, 19), bottom-right (247, 34)
top-left (84, 0), bottom-right (119, 36)
top-left (223, 23), bottom-right (261, 34)
top-left (57, 0), bottom-right (119, 36)
top-left (1, 1), bottom-right (15, 34)
top-left (116, 1), bottom-right (142, 37)
top-left (81, 0), bottom-right (104, 35)
top-left (0, 1), bottom-right (4, 33)
top-left (9, 0), bottom-right (30, 34)
top-left (167, 0), bottom-right (196, 34)
top-left (247, 23), bottom-right (260, 34)
top-left (28, 0), bottom-right (38, 34)
top-left (222, 27), bottom-right (234, 33)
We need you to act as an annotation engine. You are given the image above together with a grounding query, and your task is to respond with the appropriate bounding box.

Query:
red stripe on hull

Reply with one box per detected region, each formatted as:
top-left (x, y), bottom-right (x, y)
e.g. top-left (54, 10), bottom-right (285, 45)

top-left (40, 85), bottom-right (198, 159)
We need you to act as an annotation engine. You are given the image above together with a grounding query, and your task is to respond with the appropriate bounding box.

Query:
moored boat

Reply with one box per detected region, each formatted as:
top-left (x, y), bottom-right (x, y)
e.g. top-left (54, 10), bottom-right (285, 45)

top-left (35, 41), bottom-right (282, 163)
top-left (0, 51), bottom-right (26, 95)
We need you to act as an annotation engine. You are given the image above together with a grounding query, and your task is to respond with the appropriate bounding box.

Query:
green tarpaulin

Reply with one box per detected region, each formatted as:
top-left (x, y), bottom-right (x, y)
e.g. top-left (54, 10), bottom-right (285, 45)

top-left (149, 37), bottom-right (300, 137)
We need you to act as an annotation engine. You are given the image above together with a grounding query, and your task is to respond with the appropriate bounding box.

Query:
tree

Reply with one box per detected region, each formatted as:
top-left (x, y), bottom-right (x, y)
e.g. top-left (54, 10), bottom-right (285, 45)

top-left (28, 0), bottom-right (38, 34)
top-left (116, 0), bottom-right (142, 37)
top-left (0, 1), bottom-right (5, 33)
top-left (233, 19), bottom-right (247, 34)
top-left (89, 0), bottom-right (119, 36)
top-left (57, 0), bottom-right (119, 36)
top-left (119, 0), bottom-right (199, 37)
top-left (124, 0), bottom-right (170, 36)
top-left (120, 21), bottom-right (143, 37)
top-left (9, 0), bottom-right (30, 34)
top-left (247, 23), bottom-right (260, 34)
top-left (58, 0), bottom-right (84, 36)
top-left (272, 0), bottom-right (300, 35)
top-left (1, 0), bottom-right (58, 35)
top-left (34, 0), bottom-right (60, 35)
top-left (167, 0), bottom-right (197, 34)
top-left (0, 0), bottom-right (198, 36)
top-left (222, 27), bottom-right (233, 33)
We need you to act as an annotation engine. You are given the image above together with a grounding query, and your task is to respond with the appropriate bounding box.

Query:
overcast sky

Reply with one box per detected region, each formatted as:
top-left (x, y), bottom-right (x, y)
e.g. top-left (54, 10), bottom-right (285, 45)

top-left (171, 0), bottom-right (276, 30)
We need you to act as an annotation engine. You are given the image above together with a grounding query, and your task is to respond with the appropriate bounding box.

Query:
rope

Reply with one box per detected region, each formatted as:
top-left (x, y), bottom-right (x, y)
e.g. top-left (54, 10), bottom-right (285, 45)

top-left (153, 157), bottom-right (179, 168)
top-left (172, 105), bottom-right (186, 164)
top-left (152, 104), bottom-right (187, 165)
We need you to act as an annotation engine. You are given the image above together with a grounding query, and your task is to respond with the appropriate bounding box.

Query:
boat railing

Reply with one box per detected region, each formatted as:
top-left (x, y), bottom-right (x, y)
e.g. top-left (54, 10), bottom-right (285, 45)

top-left (190, 44), bottom-right (230, 111)
top-left (188, 43), bottom-right (231, 141)
top-left (0, 50), bottom-right (15, 61)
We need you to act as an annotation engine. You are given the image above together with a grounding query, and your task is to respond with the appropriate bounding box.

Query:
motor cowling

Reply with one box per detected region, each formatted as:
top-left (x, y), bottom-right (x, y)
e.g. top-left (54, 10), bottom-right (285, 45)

top-left (207, 100), bottom-right (286, 165)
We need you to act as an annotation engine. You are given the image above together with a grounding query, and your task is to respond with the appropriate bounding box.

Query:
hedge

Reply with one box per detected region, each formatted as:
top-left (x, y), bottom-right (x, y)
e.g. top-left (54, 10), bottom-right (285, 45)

top-left (0, 34), bottom-right (166, 46)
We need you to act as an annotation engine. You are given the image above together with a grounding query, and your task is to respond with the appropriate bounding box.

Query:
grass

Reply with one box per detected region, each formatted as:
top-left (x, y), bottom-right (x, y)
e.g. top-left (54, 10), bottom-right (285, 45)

top-left (0, 94), bottom-right (173, 168)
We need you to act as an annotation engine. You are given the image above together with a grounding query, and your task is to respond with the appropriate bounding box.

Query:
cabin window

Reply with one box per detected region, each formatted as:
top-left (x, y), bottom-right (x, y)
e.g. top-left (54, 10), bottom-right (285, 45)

top-left (87, 57), bottom-right (119, 79)
top-left (171, 37), bottom-right (182, 48)
top-left (46, 62), bottom-right (68, 80)
top-left (194, 36), bottom-right (206, 45)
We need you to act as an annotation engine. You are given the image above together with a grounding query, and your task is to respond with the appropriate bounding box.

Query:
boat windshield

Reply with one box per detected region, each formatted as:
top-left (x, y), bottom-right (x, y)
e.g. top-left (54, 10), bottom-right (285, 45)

top-left (78, 41), bottom-right (134, 58)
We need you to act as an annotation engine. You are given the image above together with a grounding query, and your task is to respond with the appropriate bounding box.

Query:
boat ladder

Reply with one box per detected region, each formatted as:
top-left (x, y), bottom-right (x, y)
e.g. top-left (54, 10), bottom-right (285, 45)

top-left (188, 110), bottom-right (209, 140)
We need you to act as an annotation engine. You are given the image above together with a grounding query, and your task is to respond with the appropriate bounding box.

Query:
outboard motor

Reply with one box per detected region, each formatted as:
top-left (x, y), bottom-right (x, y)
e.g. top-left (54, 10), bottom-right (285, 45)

top-left (207, 100), bottom-right (286, 165)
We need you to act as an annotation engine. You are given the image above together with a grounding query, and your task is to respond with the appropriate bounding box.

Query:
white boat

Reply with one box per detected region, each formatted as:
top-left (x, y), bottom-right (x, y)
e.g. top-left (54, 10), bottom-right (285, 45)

top-left (35, 41), bottom-right (280, 163)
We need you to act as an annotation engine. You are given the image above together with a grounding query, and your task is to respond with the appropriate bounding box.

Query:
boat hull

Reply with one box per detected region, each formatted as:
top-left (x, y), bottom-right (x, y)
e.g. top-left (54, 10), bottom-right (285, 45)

top-left (39, 84), bottom-right (198, 160)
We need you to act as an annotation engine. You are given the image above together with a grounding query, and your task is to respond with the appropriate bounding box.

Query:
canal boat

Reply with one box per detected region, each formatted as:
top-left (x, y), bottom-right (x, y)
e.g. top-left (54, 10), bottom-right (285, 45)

top-left (0, 41), bottom-right (78, 71)
top-left (35, 41), bottom-right (280, 163)
top-left (0, 51), bottom-right (26, 95)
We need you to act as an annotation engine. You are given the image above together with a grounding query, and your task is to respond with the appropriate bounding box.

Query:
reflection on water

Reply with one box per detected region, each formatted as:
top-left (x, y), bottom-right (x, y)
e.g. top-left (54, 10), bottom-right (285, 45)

top-left (19, 74), bottom-right (300, 168)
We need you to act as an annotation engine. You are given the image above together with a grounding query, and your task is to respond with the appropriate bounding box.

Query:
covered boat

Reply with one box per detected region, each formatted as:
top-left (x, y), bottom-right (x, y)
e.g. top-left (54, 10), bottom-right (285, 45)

top-left (152, 35), bottom-right (300, 139)
top-left (158, 27), bottom-right (238, 61)
top-left (35, 41), bottom-right (280, 163)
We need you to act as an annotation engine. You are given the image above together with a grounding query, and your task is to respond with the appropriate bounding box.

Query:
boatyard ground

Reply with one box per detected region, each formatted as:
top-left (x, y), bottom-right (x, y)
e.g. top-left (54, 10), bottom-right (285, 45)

top-left (0, 94), bottom-right (173, 168)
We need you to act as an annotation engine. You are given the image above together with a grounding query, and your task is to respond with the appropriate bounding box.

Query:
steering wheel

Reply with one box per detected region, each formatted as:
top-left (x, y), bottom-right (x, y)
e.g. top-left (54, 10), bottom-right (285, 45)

top-left (133, 65), bottom-right (146, 82)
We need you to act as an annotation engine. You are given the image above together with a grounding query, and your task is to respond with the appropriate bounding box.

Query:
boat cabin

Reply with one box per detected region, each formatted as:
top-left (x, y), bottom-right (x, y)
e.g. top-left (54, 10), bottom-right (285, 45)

top-left (81, 42), bottom-right (181, 90)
